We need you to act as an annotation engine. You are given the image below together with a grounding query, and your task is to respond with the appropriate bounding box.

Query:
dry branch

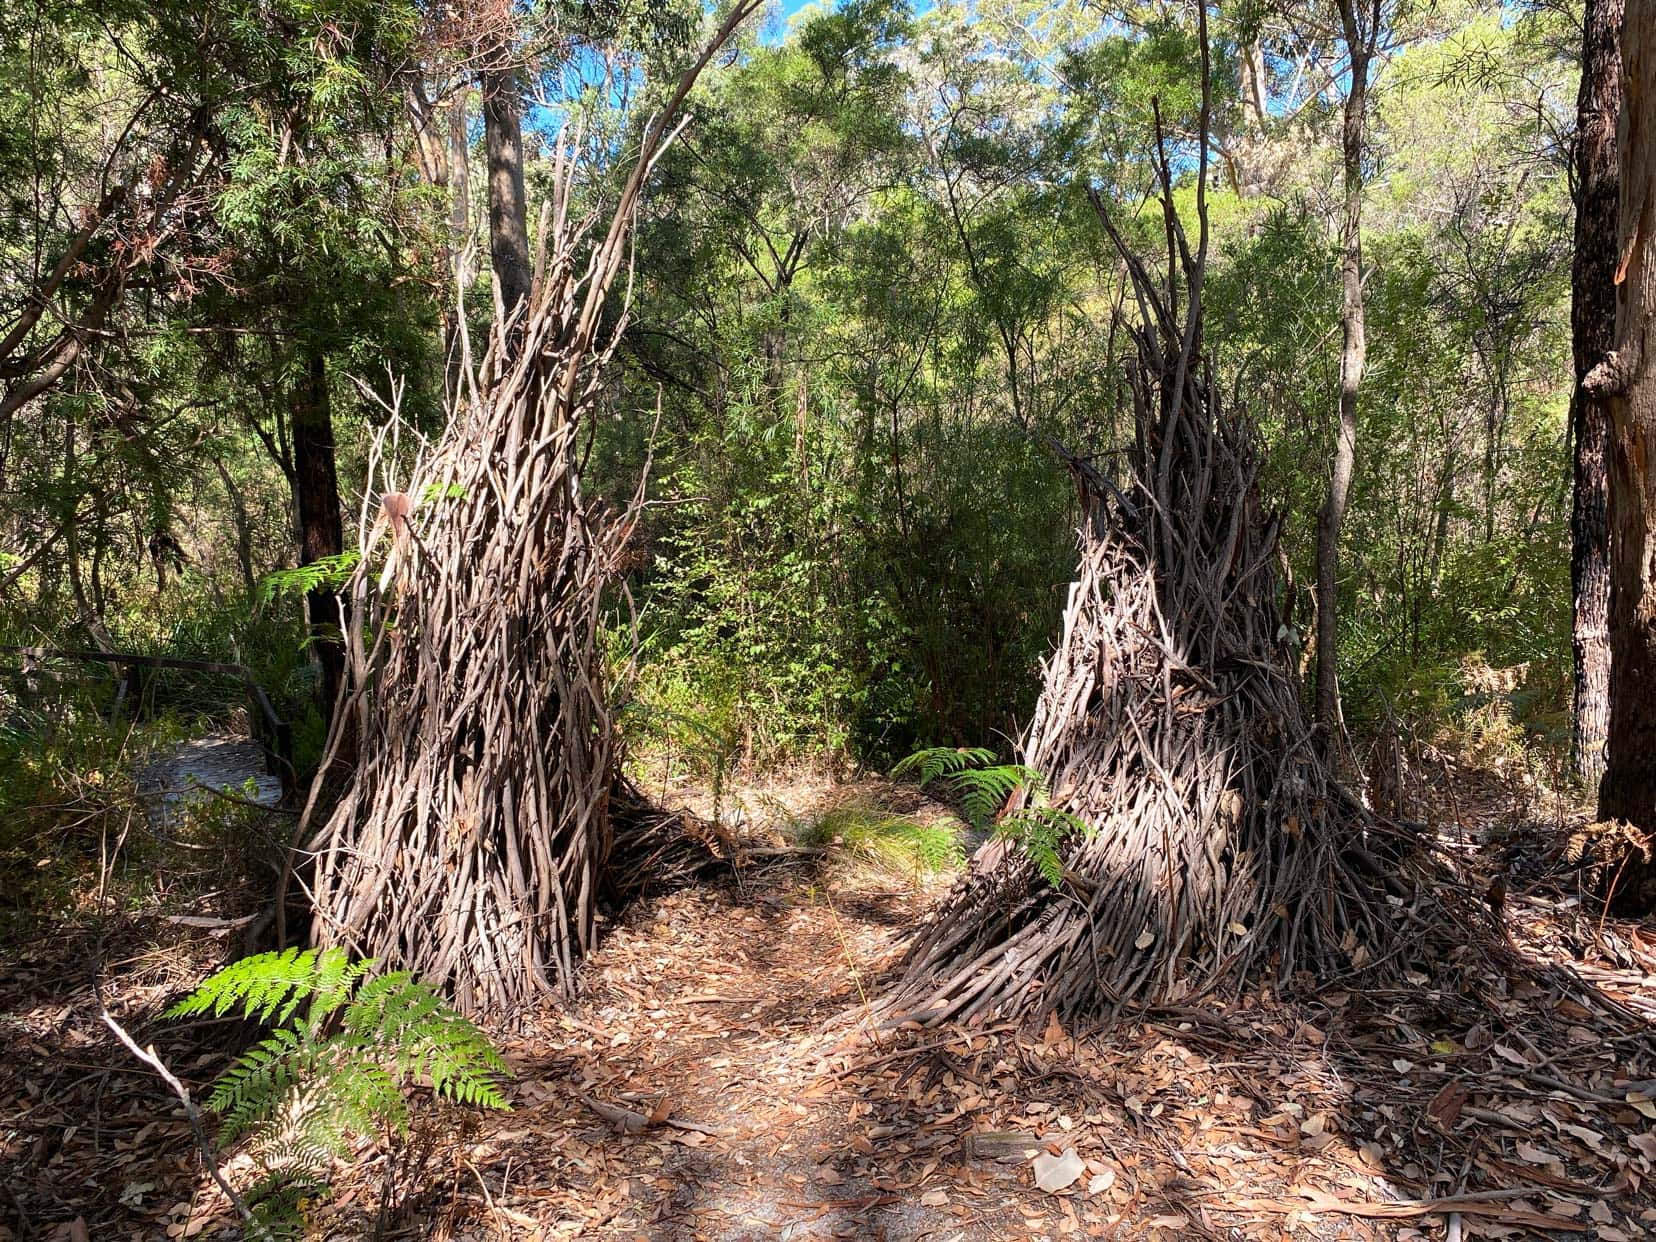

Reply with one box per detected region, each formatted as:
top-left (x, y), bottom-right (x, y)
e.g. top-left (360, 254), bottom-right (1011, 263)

top-left (884, 130), bottom-right (1414, 1026)
top-left (606, 772), bottom-right (736, 902)
top-left (296, 6), bottom-right (760, 1016)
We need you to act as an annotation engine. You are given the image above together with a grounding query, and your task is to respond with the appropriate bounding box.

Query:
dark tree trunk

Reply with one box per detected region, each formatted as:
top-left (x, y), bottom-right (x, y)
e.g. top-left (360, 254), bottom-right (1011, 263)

top-left (482, 67), bottom-right (532, 323)
top-left (292, 351), bottom-right (346, 721)
top-left (1591, 0), bottom-right (1656, 904)
top-left (1314, 0), bottom-right (1377, 738)
top-left (62, 415), bottom-right (116, 654)
top-left (214, 457), bottom-right (257, 593)
top-left (1571, 0), bottom-right (1622, 790)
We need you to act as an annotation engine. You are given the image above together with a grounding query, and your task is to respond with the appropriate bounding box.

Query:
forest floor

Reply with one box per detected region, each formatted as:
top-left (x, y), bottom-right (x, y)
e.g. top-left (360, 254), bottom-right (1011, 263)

top-left (5, 760), bottom-right (1656, 1240)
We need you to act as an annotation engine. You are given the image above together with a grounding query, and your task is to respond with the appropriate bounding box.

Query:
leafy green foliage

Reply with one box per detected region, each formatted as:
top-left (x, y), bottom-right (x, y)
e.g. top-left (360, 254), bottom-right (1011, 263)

top-left (169, 945), bottom-right (369, 1024)
top-left (168, 949), bottom-right (509, 1227)
top-left (255, 552), bottom-right (363, 606)
top-left (997, 805), bottom-right (1092, 888)
top-left (894, 747), bottom-right (1090, 886)
top-left (894, 747), bottom-right (1037, 829)
top-left (0, 0), bottom-right (1585, 879)
top-left (800, 802), bottom-right (964, 876)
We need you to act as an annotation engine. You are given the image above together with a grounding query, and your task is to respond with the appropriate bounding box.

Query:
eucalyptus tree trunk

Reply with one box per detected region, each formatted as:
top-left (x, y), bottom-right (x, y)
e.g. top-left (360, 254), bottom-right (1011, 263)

top-left (482, 66), bottom-right (532, 322)
top-left (1588, 0), bottom-right (1656, 902)
top-left (1313, 0), bottom-right (1377, 738)
top-left (1570, 0), bottom-right (1622, 791)
top-left (292, 350), bottom-right (346, 721)
top-left (443, 89), bottom-right (475, 403)
top-left (450, 93), bottom-right (475, 290)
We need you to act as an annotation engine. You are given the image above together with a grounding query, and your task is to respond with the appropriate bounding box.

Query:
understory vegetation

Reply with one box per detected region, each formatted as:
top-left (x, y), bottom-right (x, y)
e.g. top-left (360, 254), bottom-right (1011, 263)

top-left (1, 0), bottom-right (1580, 782)
top-left (9, 0), bottom-right (1656, 1235)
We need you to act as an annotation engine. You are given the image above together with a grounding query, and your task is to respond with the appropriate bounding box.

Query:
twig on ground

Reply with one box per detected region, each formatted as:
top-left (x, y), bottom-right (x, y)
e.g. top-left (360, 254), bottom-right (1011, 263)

top-left (97, 1006), bottom-right (259, 1233)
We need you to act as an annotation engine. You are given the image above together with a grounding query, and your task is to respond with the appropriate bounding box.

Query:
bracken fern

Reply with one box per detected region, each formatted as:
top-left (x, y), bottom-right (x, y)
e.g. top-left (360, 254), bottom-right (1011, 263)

top-left (168, 948), bottom-right (509, 1232)
top-left (894, 747), bottom-right (1091, 886)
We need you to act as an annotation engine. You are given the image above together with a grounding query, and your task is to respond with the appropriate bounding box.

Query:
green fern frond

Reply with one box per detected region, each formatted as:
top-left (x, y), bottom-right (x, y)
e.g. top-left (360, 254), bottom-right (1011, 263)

top-left (252, 1118), bottom-right (338, 1175)
top-left (172, 948), bottom-right (511, 1223)
top-left (346, 972), bottom-right (508, 1108)
top-left (210, 1028), bottom-right (317, 1142)
top-left (893, 747), bottom-right (1042, 833)
top-left (891, 746), bottom-right (998, 787)
top-left (999, 806), bottom-right (1093, 888)
top-left (255, 552), bottom-right (362, 605)
top-left (895, 747), bottom-right (1092, 887)
top-left (306, 950), bottom-right (373, 1021)
top-left (326, 1058), bottom-right (408, 1134)
top-left (957, 762), bottom-right (1042, 829)
top-left (166, 947), bottom-right (365, 1024)
top-left (244, 1171), bottom-right (320, 1241)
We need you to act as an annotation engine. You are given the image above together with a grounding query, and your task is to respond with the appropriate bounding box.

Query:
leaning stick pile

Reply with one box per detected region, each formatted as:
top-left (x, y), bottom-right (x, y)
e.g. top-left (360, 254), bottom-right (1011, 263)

top-left (299, 7), bottom-right (758, 1015)
top-left (889, 190), bottom-right (1403, 1026)
top-left (301, 148), bottom-right (635, 1014)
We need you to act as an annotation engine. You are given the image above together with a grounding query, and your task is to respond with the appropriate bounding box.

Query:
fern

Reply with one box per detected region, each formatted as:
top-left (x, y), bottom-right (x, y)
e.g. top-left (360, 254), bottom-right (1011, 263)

top-left (894, 747), bottom-right (1092, 887)
top-left (891, 746), bottom-right (999, 786)
top-left (244, 1173), bottom-right (320, 1240)
top-left (170, 949), bottom-right (510, 1229)
top-left (997, 805), bottom-right (1092, 887)
top-left (167, 945), bottom-right (367, 1024)
top-left (255, 551), bottom-right (362, 605)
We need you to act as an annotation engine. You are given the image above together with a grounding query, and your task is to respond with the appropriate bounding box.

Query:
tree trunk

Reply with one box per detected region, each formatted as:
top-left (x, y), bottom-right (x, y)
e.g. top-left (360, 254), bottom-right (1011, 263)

top-left (442, 89), bottom-right (475, 404)
top-left (1314, 0), bottom-right (1374, 738)
top-left (61, 416), bottom-right (116, 654)
top-left (1571, 0), bottom-right (1622, 790)
top-left (482, 67), bottom-right (532, 323)
top-left (450, 93), bottom-right (475, 290)
top-left (214, 457), bottom-right (258, 592)
top-left (1592, 0), bottom-right (1656, 904)
top-left (292, 350), bottom-right (346, 721)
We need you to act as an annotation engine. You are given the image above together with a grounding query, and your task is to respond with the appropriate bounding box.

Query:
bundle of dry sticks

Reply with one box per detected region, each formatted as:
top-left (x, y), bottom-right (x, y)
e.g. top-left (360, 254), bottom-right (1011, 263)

top-left (297, 7), bottom-right (758, 1015)
top-left (890, 167), bottom-right (1406, 1026)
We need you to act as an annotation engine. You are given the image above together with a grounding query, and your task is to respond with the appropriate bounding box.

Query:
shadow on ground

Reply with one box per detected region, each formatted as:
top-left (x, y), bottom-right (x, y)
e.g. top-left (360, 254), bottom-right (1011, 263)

top-left (6, 772), bottom-right (1656, 1241)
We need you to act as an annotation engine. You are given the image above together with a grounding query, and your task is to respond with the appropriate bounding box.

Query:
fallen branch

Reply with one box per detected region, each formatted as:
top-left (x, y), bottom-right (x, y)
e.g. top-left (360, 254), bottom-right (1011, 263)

top-left (98, 1007), bottom-right (260, 1234)
top-left (1232, 1188), bottom-right (1589, 1232)
top-left (575, 1089), bottom-right (728, 1136)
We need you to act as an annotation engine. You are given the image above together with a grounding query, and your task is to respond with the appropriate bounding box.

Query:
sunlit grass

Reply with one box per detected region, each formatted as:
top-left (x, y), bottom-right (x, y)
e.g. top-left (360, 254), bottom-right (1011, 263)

top-left (796, 801), bottom-right (964, 877)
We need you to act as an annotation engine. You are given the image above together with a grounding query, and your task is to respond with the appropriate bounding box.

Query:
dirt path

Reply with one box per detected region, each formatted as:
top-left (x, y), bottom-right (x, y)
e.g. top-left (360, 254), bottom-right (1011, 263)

top-left (6, 771), bottom-right (1656, 1240)
top-left (502, 872), bottom-right (966, 1240)
top-left (136, 733), bottom-right (281, 827)
top-left (418, 848), bottom-right (1656, 1242)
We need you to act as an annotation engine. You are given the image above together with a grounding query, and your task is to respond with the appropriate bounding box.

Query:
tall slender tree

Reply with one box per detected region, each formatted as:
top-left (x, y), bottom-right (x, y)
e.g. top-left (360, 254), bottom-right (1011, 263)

top-left (1314, 0), bottom-right (1381, 737)
top-left (483, 61), bottom-right (533, 322)
top-left (1589, 0), bottom-right (1656, 892)
top-left (291, 351), bottom-right (346, 718)
top-left (1571, 0), bottom-right (1623, 790)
